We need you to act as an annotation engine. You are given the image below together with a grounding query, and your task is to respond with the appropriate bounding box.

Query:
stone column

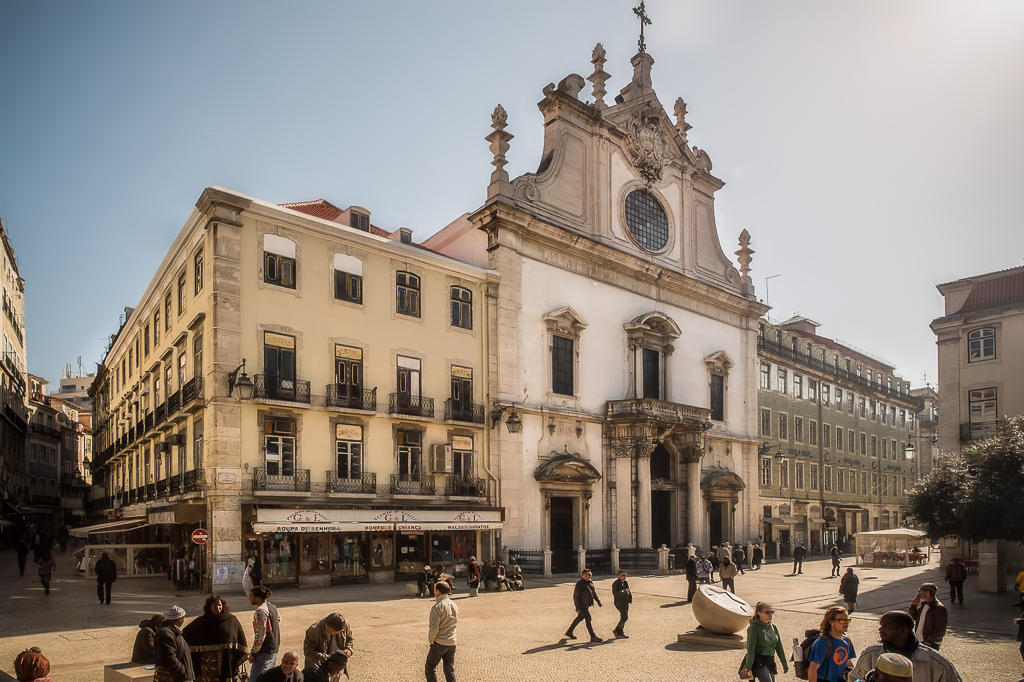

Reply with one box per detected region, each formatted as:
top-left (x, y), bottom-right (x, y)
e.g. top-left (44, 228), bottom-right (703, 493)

top-left (615, 456), bottom-right (633, 547)
top-left (637, 456), bottom-right (652, 548)
top-left (687, 460), bottom-right (702, 546)
top-left (577, 545), bottom-right (586, 574)
top-left (543, 547), bottom-right (553, 578)
top-left (977, 540), bottom-right (1004, 593)
top-left (611, 546), bottom-right (620, 574)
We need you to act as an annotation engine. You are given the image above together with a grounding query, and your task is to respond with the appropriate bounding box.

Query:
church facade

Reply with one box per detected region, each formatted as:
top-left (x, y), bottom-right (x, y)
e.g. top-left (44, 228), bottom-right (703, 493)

top-left (425, 42), bottom-right (768, 569)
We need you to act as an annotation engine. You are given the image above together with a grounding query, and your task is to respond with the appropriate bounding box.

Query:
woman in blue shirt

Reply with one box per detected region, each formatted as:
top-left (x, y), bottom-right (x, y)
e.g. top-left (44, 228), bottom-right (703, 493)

top-left (809, 606), bottom-right (855, 682)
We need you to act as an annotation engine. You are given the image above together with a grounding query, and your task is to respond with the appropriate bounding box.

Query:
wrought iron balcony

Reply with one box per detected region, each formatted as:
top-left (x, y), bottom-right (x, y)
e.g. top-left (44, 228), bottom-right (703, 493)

top-left (326, 471), bottom-right (377, 494)
top-left (167, 390), bottom-right (181, 414)
top-left (388, 392), bottom-right (434, 418)
top-left (325, 385), bottom-right (376, 411)
top-left (182, 469), bottom-right (200, 493)
top-left (168, 476), bottom-right (180, 495)
top-left (443, 399), bottom-right (484, 424)
top-left (145, 483), bottom-right (156, 500)
top-left (155, 402), bottom-right (167, 425)
top-left (252, 466), bottom-right (311, 492)
top-left (606, 398), bottom-right (711, 425)
top-left (181, 377), bottom-right (204, 409)
top-left (156, 479), bottom-right (168, 497)
top-left (443, 475), bottom-right (486, 498)
top-left (145, 412), bottom-right (154, 431)
top-left (389, 473), bottom-right (435, 496)
top-left (254, 375), bottom-right (311, 403)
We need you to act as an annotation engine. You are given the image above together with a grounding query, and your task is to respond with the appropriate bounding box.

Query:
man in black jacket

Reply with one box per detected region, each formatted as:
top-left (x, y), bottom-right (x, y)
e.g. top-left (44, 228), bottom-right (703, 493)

top-left (792, 543), bottom-right (808, 575)
top-left (611, 570), bottom-right (632, 638)
top-left (131, 615), bottom-right (164, 664)
top-left (155, 605), bottom-right (195, 682)
top-left (94, 551), bottom-right (117, 604)
top-left (685, 555), bottom-right (698, 602)
top-left (564, 569), bottom-right (602, 643)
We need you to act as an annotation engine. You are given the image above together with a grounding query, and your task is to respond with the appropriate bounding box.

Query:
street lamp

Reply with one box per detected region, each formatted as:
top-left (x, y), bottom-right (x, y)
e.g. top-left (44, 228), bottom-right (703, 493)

top-left (228, 359), bottom-right (254, 400)
top-left (490, 405), bottom-right (522, 434)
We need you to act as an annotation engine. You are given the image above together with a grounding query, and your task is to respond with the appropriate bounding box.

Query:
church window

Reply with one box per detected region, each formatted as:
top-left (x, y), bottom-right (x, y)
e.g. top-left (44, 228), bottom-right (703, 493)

top-left (551, 336), bottom-right (574, 396)
top-left (624, 189), bottom-right (669, 251)
top-left (710, 374), bottom-right (724, 421)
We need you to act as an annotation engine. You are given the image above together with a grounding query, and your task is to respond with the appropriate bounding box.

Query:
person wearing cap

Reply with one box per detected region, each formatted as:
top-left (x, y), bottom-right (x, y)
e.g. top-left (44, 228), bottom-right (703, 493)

top-left (302, 651), bottom-right (348, 682)
top-left (154, 605), bottom-right (195, 682)
top-left (849, 610), bottom-right (963, 682)
top-left (302, 613), bottom-right (353, 680)
top-left (853, 652), bottom-right (914, 682)
top-left (417, 565), bottom-right (434, 598)
top-left (909, 583), bottom-right (948, 650)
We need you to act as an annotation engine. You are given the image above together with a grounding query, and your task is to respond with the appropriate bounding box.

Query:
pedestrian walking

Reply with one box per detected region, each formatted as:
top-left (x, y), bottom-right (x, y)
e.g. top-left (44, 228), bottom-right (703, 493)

top-left (95, 551), bottom-right (117, 604)
top-left (840, 568), bottom-right (859, 613)
top-left (708, 550), bottom-right (720, 582)
top-left (685, 554), bottom-right (698, 602)
top-left (830, 546), bottom-right (842, 578)
top-left (302, 652), bottom-right (348, 682)
top-left (13, 647), bottom-right (53, 682)
top-left (564, 568), bottom-right (603, 642)
top-left (425, 580), bottom-right (458, 682)
top-left (909, 583), bottom-right (947, 651)
top-left (807, 606), bottom-right (855, 682)
top-left (182, 594), bottom-right (248, 682)
top-left (132, 615), bottom-right (165, 665)
top-left (696, 555), bottom-right (713, 584)
top-left (719, 556), bottom-right (738, 593)
top-left (36, 552), bottom-right (55, 595)
top-left (752, 544), bottom-right (764, 570)
top-left (732, 544), bottom-right (747, 575)
top-left (741, 602), bottom-right (788, 682)
top-left (15, 537), bottom-right (28, 576)
top-left (155, 605), bottom-right (195, 682)
top-left (253, 651), bottom-right (302, 682)
top-left (793, 543), bottom-right (808, 575)
top-left (466, 555), bottom-right (480, 597)
top-left (848, 610), bottom-right (962, 681)
top-left (248, 585), bottom-right (282, 681)
top-left (303, 613), bottom-right (354, 680)
top-left (611, 570), bottom-right (632, 638)
top-left (944, 558), bottom-right (966, 605)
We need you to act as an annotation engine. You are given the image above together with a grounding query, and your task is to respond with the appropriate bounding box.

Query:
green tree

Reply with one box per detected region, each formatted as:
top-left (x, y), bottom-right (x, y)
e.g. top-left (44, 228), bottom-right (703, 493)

top-left (909, 416), bottom-right (1024, 542)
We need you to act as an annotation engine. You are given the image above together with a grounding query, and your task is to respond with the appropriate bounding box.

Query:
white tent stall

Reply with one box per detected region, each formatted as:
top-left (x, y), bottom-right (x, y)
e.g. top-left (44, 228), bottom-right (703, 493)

top-left (853, 528), bottom-right (930, 567)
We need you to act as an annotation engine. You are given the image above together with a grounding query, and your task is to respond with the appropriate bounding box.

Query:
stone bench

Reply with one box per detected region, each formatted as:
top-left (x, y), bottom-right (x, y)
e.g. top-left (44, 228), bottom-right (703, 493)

top-left (104, 663), bottom-right (154, 682)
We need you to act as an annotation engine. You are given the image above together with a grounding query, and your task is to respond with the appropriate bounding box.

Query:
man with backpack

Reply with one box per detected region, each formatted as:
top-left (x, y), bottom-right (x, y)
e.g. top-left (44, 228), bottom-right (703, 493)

top-left (807, 606), bottom-right (855, 682)
top-left (848, 610), bottom-right (962, 682)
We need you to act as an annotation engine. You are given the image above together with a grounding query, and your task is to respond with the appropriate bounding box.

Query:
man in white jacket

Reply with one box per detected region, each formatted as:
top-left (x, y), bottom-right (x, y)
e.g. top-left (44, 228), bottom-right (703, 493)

top-left (426, 581), bottom-right (459, 682)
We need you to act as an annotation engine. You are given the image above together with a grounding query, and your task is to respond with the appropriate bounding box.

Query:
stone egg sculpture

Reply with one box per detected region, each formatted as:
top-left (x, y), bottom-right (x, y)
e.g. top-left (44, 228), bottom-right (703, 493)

top-left (691, 584), bottom-right (755, 635)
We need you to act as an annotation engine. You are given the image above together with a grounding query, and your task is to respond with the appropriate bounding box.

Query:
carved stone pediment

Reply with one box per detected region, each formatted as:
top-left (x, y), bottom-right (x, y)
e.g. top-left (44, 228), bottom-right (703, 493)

top-left (703, 350), bottom-right (734, 375)
top-left (701, 468), bottom-right (745, 493)
top-left (534, 453), bottom-right (601, 483)
top-left (542, 306), bottom-right (588, 337)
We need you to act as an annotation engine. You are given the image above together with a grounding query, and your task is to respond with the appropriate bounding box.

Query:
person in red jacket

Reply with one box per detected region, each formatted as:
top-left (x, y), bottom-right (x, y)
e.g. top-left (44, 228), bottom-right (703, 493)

top-left (944, 558), bottom-right (967, 605)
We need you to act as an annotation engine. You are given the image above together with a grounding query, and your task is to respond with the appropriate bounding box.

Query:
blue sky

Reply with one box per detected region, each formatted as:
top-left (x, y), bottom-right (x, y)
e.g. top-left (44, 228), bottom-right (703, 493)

top-left (1, 1), bottom-right (1022, 390)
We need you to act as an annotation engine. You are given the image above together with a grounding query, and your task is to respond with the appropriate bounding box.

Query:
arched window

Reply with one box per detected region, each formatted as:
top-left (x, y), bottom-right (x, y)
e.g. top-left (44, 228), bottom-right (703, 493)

top-left (968, 328), bottom-right (996, 362)
top-left (396, 271), bottom-right (420, 317)
top-left (263, 234), bottom-right (296, 288)
top-left (450, 286), bottom-right (472, 329)
top-left (333, 254), bottom-right (363, 304)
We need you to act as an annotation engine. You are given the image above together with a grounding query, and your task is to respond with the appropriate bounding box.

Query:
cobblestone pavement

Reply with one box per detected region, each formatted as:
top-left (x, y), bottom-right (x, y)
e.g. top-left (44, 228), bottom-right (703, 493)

top-left (0, 549), bottom-right (1019, 681)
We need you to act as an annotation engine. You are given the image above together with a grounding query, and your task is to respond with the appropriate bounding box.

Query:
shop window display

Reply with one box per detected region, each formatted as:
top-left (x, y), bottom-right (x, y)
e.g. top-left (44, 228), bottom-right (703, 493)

top-left (263, 534), bottom-right (297, 583)
top-left (332, 533), bottom-right (367, 582)
top-left (301, 534), bottom-right (331, 574)
top-left (396, 533), bottom-right (427, 573)
top-left (370, 533), bottom-right (394, 570)
top-left (430, 531), bottom-right (475, 574)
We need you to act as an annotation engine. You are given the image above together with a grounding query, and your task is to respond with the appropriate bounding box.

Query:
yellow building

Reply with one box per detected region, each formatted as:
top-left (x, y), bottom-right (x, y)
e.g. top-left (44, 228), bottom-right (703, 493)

top-left (0, 219), bottom-right (29, 513)
top-left (88, 187), bottom-right (495, 589)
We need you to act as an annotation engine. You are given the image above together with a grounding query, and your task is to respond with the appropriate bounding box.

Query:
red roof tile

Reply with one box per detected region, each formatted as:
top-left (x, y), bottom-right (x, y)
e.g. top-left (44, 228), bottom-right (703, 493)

top-left (280, 199), bottom-right (394, 239)
top-left (959, 269), bottom-right (1024, 314)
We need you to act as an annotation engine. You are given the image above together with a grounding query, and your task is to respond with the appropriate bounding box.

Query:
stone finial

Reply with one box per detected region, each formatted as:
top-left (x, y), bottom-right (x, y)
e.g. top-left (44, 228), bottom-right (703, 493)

top-left (618, 51), bottom-right (655, 102)
top-left (588, 43), bottom-right (611, 109)
top-left (673, 97), bottom-right (692, 143)
top-left (735, 229), bottom-right (754, 285)
top-left (485, 104), bottom-right (514, 200)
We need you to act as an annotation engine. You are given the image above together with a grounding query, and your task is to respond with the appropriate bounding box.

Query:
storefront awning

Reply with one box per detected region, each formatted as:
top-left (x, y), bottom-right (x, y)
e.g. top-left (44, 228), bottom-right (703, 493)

top-left (70, 517), bottom-right (146, 538)
top-left (397, 522), bottom-right (503, 532)
top-left (252, 522), bottom-right (397, 534)
top-left (837, 505), bottom-right (864, 511)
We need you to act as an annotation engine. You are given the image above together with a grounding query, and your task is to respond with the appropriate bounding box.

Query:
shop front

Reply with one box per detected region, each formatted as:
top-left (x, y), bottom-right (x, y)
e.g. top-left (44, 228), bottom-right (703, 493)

top-left (70, 516), bottom-right (173, 578)
top-left (251, 508), bottom-right (502, 587)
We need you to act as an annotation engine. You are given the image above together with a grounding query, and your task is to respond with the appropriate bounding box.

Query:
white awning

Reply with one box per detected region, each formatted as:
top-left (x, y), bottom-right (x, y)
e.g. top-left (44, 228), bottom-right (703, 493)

top-left (252, 522), bottom-right (396, 534)
top-left (70, 517), bottom-right (146, 538)
top-left (397, 522), bottom-right (503, 532)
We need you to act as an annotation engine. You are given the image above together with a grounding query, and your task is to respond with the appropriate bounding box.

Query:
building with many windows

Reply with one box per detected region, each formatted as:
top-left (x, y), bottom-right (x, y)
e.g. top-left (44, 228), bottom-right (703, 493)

top-left (427, 41), bottom-right (767, 570)
top-left (931, 265), bottom-right (1024, 453)
top-left (0, 219), bottom-right (29, 521)
top-left (88, 189), bottom-right (495, 589)
top-left (757, 317), bottom-right (922, 557)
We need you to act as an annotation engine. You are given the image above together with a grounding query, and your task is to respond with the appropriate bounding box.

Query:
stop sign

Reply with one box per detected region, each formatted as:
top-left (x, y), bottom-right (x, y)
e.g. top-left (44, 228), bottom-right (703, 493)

top-left (191, 528), bottom-right (210, 545)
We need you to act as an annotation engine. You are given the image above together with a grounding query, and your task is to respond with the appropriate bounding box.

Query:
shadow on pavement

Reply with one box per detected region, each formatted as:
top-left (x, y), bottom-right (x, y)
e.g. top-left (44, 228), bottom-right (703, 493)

top-left (659, 600), bottom-right (688, 608)
top-left (664, 640), bottom-right (739, 653)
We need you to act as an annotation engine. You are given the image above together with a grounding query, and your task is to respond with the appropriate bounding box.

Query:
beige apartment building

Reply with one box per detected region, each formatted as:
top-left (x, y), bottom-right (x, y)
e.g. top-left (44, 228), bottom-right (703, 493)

top-left (757, 317), bottom-right (922, 556)
top-left (931, 265), bottom-right (1024, 453)
top-left (88, 187), bottom-right (494, 589)
top-left (0, 219), bottom-right (29, 519)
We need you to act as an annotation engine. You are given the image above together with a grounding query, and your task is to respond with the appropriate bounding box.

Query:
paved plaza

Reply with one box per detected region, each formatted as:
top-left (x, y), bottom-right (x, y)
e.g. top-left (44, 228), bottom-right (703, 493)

top-left (0, 550), bottom-right (1019, 681)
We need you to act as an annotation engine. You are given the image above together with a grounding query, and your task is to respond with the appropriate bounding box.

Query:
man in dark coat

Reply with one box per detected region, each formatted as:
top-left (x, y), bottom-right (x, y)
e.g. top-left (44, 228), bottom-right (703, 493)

top-left (792, 543), bottom-right (808, 575)
top-left (155, 605), bottom-right (195, 682)
top-left (684, 554), bottom-right (698, 602)
top-left (303, 613), bottom-right (354, 679)
top-left (840, 567), bottom-right (860, 613)
top-left (303, 651), bottom-right (347, 682)
top-left (611, 570), bottom-right (632, 638)
top-left (752, 544), bottom-right (764, 570)
top-left (132, 615), bottom-right (165, 664)
top-left (909, 582), bottom-right (948, 650)
top-left (732, 544), bottom-right (746, 574)
top-left (255, 650), bottom-right (302, 682)
top-left (95, 551), bottom-right (117, 604)
top-left (564, 568), bottom-right (602, 642)
top-left (14, 537), bottom-right (28, 576)
top-left (944, 558), bottom-right (967, 605)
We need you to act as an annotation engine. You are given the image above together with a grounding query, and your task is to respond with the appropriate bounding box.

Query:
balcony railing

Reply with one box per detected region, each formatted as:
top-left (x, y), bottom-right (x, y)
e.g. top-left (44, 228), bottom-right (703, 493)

top-left (390, 474), bottom-right (436, 496)
top-left (960, 420), bottom-right (1003, 443)
top-left (443, 475), bottom-right (486, 497)
top-left (182, 469), bottom-right (200, 493)
top-left (167, 390), bottom-right (181, 414)
top-left (388, 393), bottom-right (434, 418)
top-left (326, 471), bottom-right (377, 494)
top-left (252, 466), bottom-right (311, 492)
top-left (168, 476), bottom-right (181, 495)
top-left (325, 385), bottom-right (376, 411)
top-left (254, 375), bottom-right (311, 404)
top-left (145, 412), bottom-right (154, 431)
top-left (443, 399), bottom-right (485, 424)
top-left (606, 398), bottom-right (711, 424)
top-left (181, 377), bottom-right (204, 409)
top-left (156, 479), bottom-right (168, 497)
top-left (155, 402), bottom-right (167, 424)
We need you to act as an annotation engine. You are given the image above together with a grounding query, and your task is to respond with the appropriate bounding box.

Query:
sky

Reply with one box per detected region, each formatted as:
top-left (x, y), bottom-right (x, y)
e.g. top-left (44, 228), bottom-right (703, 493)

top-left (1, 1), bottom-right (1022, 390)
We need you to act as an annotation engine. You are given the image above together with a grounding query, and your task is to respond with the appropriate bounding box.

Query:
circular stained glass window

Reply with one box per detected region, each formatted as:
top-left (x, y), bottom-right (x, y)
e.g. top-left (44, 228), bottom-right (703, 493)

top-left (624, 189), bottom-right (669, 251)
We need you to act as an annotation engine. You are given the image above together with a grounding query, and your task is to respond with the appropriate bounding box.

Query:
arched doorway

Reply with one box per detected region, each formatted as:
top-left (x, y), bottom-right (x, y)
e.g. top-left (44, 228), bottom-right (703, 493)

top-left (534, 452), bottom-right (601, 573)
top-left (650, 444), bottom-right (673, 548)
top-left (701, 468), bottom-right (745, 547)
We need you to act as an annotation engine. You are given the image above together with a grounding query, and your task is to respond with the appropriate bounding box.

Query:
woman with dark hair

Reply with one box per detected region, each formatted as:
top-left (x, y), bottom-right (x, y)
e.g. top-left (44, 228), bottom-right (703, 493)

top-left (182, 594), bottom-right (248, 682)
top-left (741, 602), bottom-right (788, 682)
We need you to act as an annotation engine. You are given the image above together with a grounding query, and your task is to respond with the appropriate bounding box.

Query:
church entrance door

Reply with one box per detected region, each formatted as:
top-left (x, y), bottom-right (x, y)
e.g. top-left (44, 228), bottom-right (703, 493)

top-left (709, 501), bottom-right (726, 546)
top-left (651, 490), bottom-right (671, 548)
top-left (549, 497), bottom-right (575, 573)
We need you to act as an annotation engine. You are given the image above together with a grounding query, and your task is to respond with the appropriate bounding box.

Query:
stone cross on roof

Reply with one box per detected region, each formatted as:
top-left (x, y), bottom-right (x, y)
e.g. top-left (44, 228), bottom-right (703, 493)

top-left (633, 1), bottom-right (652, 54)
